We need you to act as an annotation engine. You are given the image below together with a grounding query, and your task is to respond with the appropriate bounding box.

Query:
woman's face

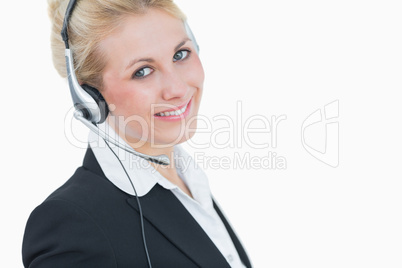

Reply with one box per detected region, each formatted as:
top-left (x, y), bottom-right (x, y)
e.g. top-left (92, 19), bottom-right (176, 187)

top-left (100, 8), bottom-right (204, 148)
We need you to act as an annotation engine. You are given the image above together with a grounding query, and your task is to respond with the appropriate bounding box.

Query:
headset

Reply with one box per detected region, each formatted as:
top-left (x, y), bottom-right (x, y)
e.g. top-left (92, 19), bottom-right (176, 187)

top-left (61, 0), bottom-right (199, 166)
top-left (61, 1), bottom-right (199, 267)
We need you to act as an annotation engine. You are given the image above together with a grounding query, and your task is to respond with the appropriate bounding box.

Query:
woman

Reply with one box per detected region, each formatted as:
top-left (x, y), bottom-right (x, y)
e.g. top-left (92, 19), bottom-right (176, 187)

top-left (22, 0), bottom-right (252, 267)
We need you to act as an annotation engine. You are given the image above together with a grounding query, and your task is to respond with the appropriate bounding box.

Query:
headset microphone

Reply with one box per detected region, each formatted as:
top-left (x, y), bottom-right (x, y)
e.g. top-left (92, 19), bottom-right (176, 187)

top-left (73, 111), bottom-right (170, 165)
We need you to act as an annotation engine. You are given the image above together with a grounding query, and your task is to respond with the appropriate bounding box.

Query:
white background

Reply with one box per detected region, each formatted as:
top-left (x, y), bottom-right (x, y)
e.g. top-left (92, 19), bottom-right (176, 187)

top-left (1, 0), bottom-right (401, 267)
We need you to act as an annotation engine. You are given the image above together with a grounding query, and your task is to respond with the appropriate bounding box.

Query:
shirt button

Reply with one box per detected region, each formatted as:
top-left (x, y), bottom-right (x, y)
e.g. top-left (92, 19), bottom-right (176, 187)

top-left (227, 254), bottom-right (234, 262)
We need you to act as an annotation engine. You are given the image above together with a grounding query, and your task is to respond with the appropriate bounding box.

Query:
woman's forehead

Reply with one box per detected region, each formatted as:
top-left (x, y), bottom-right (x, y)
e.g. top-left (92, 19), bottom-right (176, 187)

top-left (100, 9), bottom-right (188, 63)
top-left (99, 9), bottom-right (190, 76)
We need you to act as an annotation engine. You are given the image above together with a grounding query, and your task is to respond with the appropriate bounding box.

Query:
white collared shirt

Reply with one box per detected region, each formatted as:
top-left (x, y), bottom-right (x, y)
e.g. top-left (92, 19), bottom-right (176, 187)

top-left (88, 122), bottom-right (246, 268)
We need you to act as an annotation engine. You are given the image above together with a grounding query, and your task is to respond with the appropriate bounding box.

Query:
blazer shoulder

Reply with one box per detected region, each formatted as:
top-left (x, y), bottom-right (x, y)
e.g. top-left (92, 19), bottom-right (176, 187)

top-left (22, 198), bottom-right (118, 268)
top-left (45, 162), bottom-right (128, 208)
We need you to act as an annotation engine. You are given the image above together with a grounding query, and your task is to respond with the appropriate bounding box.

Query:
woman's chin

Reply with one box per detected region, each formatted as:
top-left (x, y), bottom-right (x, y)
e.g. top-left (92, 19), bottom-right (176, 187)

top-left (150, 136), bottom-right (191, 148)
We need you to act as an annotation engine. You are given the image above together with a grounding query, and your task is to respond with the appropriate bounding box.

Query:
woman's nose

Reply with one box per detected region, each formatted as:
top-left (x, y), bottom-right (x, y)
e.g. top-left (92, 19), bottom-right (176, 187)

top-left (161, 68), bottom-right (188, 100)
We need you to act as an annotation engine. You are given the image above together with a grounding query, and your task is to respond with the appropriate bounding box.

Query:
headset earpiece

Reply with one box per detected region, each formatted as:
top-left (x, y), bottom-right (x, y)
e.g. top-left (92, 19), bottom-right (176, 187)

top-left (64, 48), bottom-right (104, 124)
top-left (81, 84), bottom-right (109, 124)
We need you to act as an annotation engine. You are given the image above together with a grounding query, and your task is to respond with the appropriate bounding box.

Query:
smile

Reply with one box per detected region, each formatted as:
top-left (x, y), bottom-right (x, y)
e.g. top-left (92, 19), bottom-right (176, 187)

top-left (154, 98), bottom-right (192, 121)
top-left (155, 102), bottom-right (189, 116)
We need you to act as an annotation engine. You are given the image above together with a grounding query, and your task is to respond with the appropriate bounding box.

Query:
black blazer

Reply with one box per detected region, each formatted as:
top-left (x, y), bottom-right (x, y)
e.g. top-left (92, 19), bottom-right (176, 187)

top-left (22, 148), bottom-right (252, 268)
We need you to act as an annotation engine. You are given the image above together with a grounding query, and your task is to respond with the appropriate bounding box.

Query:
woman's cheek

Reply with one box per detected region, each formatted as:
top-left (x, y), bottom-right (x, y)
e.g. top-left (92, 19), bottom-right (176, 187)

top-left (188, 58), bottom-right (205, 87)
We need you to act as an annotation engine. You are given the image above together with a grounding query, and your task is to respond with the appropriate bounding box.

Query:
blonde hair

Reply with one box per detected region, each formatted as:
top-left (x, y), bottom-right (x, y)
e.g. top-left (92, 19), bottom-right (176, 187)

top-left (48, 0), bottom-right (186, 89)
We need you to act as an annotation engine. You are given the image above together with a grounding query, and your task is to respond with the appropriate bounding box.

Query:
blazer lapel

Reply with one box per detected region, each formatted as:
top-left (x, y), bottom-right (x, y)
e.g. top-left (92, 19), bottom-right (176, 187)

top-left (82, 147), bottom-right (248, 267)
top-left (127, 184), bottom-right (231, 268)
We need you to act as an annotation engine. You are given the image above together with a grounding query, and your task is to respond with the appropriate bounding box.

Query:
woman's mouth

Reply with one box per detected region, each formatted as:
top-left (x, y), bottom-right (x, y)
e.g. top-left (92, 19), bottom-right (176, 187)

top-left (154, 98), bottom-right (192, 121)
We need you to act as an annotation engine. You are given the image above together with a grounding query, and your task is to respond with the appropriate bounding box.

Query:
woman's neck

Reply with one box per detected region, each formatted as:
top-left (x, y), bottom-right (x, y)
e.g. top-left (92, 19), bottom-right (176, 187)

top-left (105, 118), bottom-right (193, 197)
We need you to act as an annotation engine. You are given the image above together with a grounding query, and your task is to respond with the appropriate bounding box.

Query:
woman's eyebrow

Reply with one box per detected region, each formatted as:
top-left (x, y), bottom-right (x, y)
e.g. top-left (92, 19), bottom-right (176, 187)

top-left (174, 37), bottom-right (191, 51)
top-left (125, 57), bottom-right (154, 71)
top-left (125, 37), bottom-right (191, 70)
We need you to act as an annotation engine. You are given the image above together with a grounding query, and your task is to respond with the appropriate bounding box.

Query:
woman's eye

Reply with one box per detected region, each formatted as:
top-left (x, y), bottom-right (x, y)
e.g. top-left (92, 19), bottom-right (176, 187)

top-left (173, 50), bottom-right (190, 62)
top-left (133, 67), bottom-right (153, 79)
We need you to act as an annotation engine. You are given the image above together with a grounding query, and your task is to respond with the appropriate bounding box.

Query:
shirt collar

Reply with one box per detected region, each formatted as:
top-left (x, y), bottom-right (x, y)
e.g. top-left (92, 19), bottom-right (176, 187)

top-left (88, 122), bottom-right (213, 208)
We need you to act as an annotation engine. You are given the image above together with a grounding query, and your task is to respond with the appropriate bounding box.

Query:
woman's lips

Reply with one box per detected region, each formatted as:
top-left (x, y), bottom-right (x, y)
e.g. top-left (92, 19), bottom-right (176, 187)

top-left (154, 97), bottom-right (192, 121)
top-left (156, 99), bottom-right (191, 114)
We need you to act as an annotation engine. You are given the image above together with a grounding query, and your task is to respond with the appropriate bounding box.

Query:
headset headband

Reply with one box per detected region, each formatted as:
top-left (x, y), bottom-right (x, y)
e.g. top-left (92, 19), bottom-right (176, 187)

top-left (61, 0), bottom-right (78, 49)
